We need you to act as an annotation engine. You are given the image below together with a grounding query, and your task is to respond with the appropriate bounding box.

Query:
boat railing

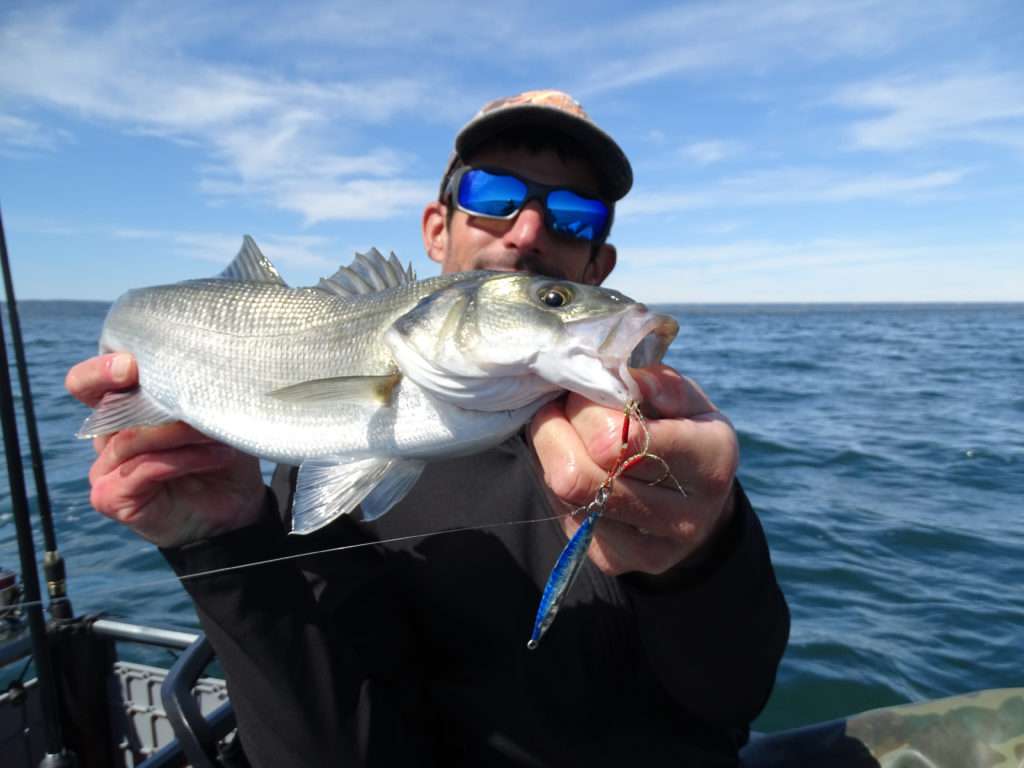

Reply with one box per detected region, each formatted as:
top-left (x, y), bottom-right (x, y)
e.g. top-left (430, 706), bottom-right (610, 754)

top-left (0, 617), bottom-right (239, 768)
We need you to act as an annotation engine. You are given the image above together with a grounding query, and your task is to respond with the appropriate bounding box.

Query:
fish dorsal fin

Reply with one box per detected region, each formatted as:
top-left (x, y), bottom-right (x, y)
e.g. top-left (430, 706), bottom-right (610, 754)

top-left (316, 248), bottom-right (416, 297)
top-left (217, 236), bottom-right (287, 285)
top-left (317, 267), bottom-right (372, 297)
top-left (390, 251), bottom-right (415, 283)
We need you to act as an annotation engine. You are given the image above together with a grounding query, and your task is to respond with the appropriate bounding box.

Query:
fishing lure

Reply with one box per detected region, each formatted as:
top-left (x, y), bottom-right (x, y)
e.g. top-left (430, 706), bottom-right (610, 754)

top-left (527, 401), bottom-right (686, 649)
top-left (527, 485), bottom-right (609, 649)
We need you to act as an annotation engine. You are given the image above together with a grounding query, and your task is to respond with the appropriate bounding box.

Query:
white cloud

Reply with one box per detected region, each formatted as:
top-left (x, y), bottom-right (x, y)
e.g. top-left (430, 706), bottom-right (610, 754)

top-left (0, 112), bottom-right (72, 152)
top-left (609, 238), bottom-right (1023, 303)
top-left (253, 1), bottom-right (524, 55)
top-left (620, 191), bottom-right (705, 217)
top-left (258, 0), bottom-right (971, 106)
top-left (620, 166), bottom-right (967, 217)
top-left (680, 140), bottom-right (745, 166)
top-left (112, 228), bottom-right (336, 270)
top-left (619, 239), bottom-right (910, 272)
top-left (198, 143), bottom-right (432, 224)
top-left (699, 220), bottom-right (746, 236)
top-left (0, 6), bottom-right (440, 223)
top-left (811, 169), bottom-right (968, 200)
top-left (0, 8), bottom-right (433, 129)
top-left (575, 0), bottom-right (972, 95)
top-left (272, 179), bottom-right (438, 225)
top-left (4, 213), bottom-right (81, 236)
top-left (833, 71), bottom-right (1024, 151)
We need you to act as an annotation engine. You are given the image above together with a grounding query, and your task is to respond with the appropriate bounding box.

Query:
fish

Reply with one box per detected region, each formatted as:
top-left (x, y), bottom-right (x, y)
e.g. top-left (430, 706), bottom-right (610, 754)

top-left (78, 236), bottom-right (679, 534)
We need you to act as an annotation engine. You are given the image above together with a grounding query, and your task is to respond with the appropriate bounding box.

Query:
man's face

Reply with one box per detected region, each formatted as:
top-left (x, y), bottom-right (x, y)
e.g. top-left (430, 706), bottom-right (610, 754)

top-left (422, 146), bottom-right (617, 285)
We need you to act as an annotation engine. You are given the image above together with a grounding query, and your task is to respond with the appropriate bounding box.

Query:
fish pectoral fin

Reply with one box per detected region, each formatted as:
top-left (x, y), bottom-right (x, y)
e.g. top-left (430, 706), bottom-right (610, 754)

top-left (269, 372), bottom-right (402, 405)
top-left (291, 456), bottom-right (424, 534)
top-left (76, 388), bottom-right (176, 438)
top-left (356, 459), bottom-right (425, 522)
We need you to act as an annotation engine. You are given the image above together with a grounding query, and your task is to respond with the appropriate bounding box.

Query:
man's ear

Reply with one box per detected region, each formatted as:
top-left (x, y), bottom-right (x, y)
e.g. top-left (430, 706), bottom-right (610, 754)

top-left (584, 243), bottom-right (617, 285)
top-left (422, 201), bottom-right (448, 265)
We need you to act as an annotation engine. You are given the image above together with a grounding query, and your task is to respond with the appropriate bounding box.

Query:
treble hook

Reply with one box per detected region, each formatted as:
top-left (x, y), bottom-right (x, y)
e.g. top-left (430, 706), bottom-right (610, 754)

top-left (527, 400), bottom-right (687, 649)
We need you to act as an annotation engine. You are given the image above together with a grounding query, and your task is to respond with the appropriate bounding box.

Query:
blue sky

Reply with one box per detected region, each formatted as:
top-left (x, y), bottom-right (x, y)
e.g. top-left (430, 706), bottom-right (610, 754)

top-left (1, 1), bottom-right (1021, 303)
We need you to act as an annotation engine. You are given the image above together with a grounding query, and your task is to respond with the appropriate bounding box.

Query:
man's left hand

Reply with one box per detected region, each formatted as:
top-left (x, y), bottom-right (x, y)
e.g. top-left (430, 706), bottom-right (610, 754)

top-left (529, 365), bottom-right (738, 577)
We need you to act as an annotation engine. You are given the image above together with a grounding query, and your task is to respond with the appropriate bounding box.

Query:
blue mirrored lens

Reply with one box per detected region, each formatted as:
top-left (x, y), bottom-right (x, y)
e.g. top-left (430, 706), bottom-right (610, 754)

top-left (458, 170), bottom-right (527, 217)
top-left (547, 190), bottom-right (609, 241)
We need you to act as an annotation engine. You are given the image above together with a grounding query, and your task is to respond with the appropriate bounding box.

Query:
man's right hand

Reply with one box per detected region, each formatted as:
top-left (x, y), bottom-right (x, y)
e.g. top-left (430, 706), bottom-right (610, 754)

top-left (66, 353), bottom-right (267, 549)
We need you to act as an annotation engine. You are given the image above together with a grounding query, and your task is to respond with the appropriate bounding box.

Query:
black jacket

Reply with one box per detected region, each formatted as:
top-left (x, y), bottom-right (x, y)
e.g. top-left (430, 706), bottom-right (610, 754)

top-left (164, 435), bottom-right (789, 767)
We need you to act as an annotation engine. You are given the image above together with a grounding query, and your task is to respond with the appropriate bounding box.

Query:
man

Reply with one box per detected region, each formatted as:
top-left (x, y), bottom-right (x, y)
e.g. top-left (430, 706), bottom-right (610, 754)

top-left (67, 90), bottom-right (789, 766)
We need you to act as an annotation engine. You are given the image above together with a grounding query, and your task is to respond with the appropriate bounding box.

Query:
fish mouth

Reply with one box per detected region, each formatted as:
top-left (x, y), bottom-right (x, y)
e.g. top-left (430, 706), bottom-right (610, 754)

top-left (559, 305), bottom-right (679, 407)
top-left (596, 306), bottom-right (679, 401)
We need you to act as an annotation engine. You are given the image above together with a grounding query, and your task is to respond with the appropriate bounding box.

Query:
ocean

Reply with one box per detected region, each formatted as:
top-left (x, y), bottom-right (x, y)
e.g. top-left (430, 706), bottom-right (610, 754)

top-left (0, 299), bottom-right (1021, 731)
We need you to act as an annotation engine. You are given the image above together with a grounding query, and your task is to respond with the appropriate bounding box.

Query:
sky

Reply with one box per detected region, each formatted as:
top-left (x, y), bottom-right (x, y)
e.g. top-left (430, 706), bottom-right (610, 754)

top-left (1, 0), bottom-right (1022, 303)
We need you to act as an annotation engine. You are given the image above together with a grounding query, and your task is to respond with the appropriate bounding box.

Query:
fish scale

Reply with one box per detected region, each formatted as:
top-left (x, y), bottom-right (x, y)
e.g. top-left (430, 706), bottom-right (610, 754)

top-left (81, 236), bottom-right (678, 533)
top-left (100, 276), bottom-right (496, 461)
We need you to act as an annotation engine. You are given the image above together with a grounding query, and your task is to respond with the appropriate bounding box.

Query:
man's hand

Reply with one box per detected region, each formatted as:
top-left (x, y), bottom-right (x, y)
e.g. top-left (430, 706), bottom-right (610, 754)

top-left (529, 365), bottom-right (739, 577)
top-left (66, 353), bottom-right (266, 549)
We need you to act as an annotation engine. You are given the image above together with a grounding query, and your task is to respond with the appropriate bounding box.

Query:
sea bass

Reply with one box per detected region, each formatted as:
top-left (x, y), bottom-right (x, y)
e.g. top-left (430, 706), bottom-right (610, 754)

top-left (79, 237), bottom-right (678, 534)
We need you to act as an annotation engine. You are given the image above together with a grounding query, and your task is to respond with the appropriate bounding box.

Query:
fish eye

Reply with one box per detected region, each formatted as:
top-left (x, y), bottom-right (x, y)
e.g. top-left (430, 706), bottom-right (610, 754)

top-left (539, 285), bottom-right (573, 308)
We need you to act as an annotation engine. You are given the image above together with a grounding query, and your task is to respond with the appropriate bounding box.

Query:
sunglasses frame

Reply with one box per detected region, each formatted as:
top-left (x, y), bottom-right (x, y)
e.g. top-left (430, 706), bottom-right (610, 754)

top-left (444, 165), bottom-right (613, 244)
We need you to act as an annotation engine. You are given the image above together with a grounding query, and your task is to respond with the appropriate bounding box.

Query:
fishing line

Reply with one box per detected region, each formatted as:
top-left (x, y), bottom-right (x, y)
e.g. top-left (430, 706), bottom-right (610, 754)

top-left (7, 511), bottom-right (572, 613)
top-left (10, 404), bottom-right (686, 616)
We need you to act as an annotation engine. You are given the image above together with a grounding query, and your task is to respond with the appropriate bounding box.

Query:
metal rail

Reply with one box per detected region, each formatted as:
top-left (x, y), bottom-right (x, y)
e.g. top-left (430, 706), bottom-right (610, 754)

top-left (90, 619), bottom-right (199, 650)
top-left (1, 620), bottom-right (200, 669)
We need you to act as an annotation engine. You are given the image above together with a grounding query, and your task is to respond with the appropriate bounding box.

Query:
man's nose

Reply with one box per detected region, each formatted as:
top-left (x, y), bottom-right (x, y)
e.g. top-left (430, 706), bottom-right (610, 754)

top-left (503, 200), bottom-right (548, 252)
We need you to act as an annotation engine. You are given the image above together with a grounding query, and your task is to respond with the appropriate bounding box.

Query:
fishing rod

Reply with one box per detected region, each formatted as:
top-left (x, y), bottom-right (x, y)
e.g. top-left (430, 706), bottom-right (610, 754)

top-left (0, 208), bottom-right (71, 620)
top-left (0, 207), bottom-right (76, 764)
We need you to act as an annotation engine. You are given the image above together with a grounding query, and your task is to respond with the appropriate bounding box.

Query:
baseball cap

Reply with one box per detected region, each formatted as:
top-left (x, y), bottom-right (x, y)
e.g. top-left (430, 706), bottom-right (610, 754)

top-left (441, 89), bottom-right (633, 201)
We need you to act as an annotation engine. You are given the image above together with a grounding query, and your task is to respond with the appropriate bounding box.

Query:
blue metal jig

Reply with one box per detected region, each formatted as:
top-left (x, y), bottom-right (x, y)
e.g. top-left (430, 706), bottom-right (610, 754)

top-left (527, 485), bottom-right (609, 650)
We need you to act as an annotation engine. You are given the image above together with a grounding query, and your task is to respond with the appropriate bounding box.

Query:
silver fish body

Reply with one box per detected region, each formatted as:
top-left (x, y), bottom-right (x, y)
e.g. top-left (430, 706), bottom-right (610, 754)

top-left (81, 237), bottom-right (678, 533)
top-left (100, 271), bottom-right (518, 463)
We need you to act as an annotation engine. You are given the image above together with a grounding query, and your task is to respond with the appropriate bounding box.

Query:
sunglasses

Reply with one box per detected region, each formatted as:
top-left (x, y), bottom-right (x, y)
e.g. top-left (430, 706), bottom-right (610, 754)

top-left (445, 166), bottom-right (612, 243)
